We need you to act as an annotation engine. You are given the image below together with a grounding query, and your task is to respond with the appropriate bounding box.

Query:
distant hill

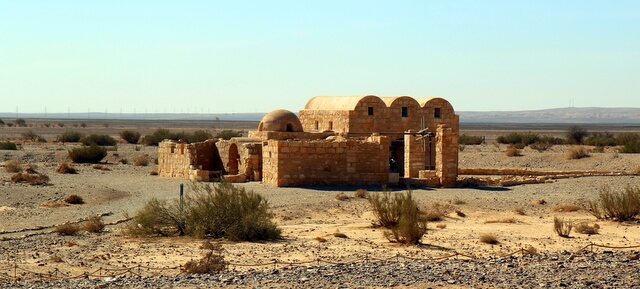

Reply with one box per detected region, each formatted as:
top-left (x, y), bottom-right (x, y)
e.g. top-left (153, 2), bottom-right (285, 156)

top-left (1, 107), bottom-right (639, 123)
top-left (458, 107), bottom-right (640, 123)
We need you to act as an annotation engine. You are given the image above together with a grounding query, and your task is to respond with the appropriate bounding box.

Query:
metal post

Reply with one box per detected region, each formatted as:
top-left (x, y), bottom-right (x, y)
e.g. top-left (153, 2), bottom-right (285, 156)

top-left (180, 183), bottom-right (184, 217)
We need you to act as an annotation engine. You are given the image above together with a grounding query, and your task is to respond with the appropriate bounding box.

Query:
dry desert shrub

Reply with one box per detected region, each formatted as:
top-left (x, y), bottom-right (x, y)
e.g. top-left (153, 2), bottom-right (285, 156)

top-left (183, 242), bottom-right (227, 274)
top-left (55, 223), bottom-right (80, 236)
top-left (118, 158), bottom-right (128, 165)
top-left (479, 233), bottom-right (499, 244)
top-left (64, 194), bottom-right (84, 204)
top-left (133, 155), bottom-right (149, 166)
top-left (436, 224), bottom-right (447, 229)
top-left (11, 171), bottom-right (50, 185)
top-left (574, 222), bottom-right (600, 235)
top-left (150, 170), bottom-right (158, 176)
top-left (530, 141), bottom-right (553, 152)
top-left (589, 185), bottom-right (640, 221)
top-left (4, 160), bottom-right (21, 173)
top-left (82, 216), bottom-right (104, 233)
top-left (553, 217), bottom-right (572, 237)
top-left (68, 145), bottom-right (107, 163)
top-left (92, 164), bottom-right (111, 171)
top-left (369, 190), bottom-right (427, 244)
top-left (552, 205), bottom-right (584, 212)
top-left (535, 199), bottom-right (547, 205)
top-left (335, 192), bottom-right (349, 201)
top-left (514, 208), bottom-right (526, 215)
top-left (0, 141), bottom-right (18, 150)
top-left (128, 182), bottom-right (281, 241)
top-left (333, 231), bottom-right (347, 238)
top-left (566, 146), bottom-right (589, 160)
top-left (314, 236), bottom-right (327, 243)
top-left (485, 217), bottom-right (518, 224)
top-left (505, 146), bottom-right (522, 157)
top-left (56, 162), bottom-right (77, 174)
top-left (354, 189), bottom-right (368, 198)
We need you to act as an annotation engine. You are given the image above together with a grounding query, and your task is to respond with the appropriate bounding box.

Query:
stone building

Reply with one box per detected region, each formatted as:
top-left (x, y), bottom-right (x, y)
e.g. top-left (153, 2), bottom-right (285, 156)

top-left (158, 95), bottom-right (459, 187)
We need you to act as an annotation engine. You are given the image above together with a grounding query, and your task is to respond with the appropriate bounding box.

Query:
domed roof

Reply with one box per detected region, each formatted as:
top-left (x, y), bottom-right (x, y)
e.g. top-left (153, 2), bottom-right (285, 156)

top-left (258, 109), bottom-right (304, 132)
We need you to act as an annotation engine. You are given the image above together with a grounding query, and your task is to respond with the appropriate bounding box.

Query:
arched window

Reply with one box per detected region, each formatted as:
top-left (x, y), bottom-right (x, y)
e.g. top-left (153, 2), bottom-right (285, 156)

top-left (328, 121), bottom-right (333, 130)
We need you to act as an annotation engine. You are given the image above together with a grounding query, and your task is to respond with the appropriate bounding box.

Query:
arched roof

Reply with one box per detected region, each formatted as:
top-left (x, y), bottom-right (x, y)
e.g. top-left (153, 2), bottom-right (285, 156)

top-left (379, 96), bottom-right (420, 107)
top-left (258, 109), bottom-right (304, 132)
top-left (415, 97), bottom-right (454, 111)
top-left (304, 95), bottom-right (383, 111)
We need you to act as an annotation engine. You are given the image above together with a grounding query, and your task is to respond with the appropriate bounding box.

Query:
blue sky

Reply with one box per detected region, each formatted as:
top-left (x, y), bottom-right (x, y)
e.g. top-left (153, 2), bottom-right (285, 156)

top-left (1, 1), bottom-right (639, 114)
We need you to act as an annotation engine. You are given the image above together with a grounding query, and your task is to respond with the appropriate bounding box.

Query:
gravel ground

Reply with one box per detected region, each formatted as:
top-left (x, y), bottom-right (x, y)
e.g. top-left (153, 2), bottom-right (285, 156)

top-left (3, 251), bottom-right (639, 288)
top-left (1, 142), bottom-right (639, 288)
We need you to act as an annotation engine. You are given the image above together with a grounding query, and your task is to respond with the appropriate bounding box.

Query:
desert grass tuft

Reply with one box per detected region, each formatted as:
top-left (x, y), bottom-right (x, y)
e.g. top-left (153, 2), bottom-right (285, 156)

top-left (354, 189), bottom-right (368, 198)
top-left (436, 224), bottom-right (447, 229)
top-left (514, 208), bottom-right (526, 215)
top-left (314, 236), bottom-right (327, 243)
top-left (64, 194), bottom-right (84, 204)
top-left (4, 160), bottom-right (21, 173)
top-left (56, 162), bottom-right (77, 174)
top-left (55, 223), bottom-right (80, 236)
top-left (183, 242), bottom-right (227, 274)
top-left (552, 205), bottom-right (584, 212)
top-left (150, 170), bottom-right (158, 176)
top-left (133, 155), bottom-right (149, 166)
top-left (523, 246), bottom-right (539, 256)
top-left (566, 146), bottom-right (589, 160)
top-left (553, 217), bottom-right (572, 237)
top-left (11, 172), bottom-right (50, 185)
top-left (505, 146), bottom-right (522, 157)
top-left (574, 222), bottom-right (599, 235)
top-left (333, 231), bottom-right (348, 238)
top-left (479, 233), bottom-right (499, 244)
top-left (335, 192), bottom-right (349, 201)
top-left (82, 216), bottom-right (104, 233)
top-left (589, 185), bottom-right (640, 221)
top-left (455, 209), bottom-right (466, 217)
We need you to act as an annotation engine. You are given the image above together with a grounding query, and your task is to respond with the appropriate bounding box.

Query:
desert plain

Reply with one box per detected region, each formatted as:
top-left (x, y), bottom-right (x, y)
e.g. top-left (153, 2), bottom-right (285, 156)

top-left (0, 119), bottom-right (639, 288)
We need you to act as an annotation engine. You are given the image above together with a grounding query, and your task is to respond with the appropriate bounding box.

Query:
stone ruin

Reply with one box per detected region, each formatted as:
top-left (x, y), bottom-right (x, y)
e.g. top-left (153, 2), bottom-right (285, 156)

top-left (158, 95), bottom-right (459, 187)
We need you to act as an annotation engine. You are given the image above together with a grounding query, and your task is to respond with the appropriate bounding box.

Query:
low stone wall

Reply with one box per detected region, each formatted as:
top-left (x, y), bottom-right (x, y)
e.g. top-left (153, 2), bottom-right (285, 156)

top-left (262, 136), bottom-right (390, 187)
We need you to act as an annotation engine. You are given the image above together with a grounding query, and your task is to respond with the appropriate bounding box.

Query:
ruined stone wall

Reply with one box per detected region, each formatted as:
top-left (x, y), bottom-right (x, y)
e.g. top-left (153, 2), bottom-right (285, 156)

top-left (158, 141), bottom-right (192, 179)
top-left (158, 140), bottom-right (223, 181)
top-left (216, 139), bottom-right (262, 181)
top-left (404, 133), bottom-right (426, 178)
top-left (262, 136), bottom-right (390, 187)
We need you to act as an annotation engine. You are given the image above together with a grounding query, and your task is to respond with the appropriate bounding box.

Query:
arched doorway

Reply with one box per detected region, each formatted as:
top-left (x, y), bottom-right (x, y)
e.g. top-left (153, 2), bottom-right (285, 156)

top-left (228, 143), bottom-right (240, 175)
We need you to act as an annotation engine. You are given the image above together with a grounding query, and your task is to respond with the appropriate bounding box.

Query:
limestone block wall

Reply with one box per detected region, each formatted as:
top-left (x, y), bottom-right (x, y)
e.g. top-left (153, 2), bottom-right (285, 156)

top-left (158, 140), bottom-right (224, 180)
top-left (262, 136), bottom-right (390, 187)
top-left (404, 133), bottom-right (426, 178)
top-left (299, 110), bottom-right (350, 132)
top-left (436, 124), bottom-right (459, 187)
top-left (158, 141), bottom-right (195, 179)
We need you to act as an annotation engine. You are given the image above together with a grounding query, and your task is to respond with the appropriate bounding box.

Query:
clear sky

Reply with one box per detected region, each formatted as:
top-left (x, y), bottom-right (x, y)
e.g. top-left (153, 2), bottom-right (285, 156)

top-left (1, 1), bottom-right (639, 114)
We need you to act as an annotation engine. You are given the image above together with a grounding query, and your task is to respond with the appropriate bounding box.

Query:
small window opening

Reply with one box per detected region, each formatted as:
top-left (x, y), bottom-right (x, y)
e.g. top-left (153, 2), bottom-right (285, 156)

top-left (314, 120), bottom-right (319, 130)
top-left (401, 107), bottom-right (408, 118)
top-left (434, 108), bottom-right (441, 119)
top-left (328, 121), bottom-right (333, 130)
top-left (368, 107), bottom-right (374, 116)
top-left (286, 123), bottom-right (294, 132)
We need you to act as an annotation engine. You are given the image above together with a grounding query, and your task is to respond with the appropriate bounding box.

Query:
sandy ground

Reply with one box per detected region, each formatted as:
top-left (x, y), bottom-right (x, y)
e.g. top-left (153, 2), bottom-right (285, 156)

top-left (0, 128), bottom-right (639, 282)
